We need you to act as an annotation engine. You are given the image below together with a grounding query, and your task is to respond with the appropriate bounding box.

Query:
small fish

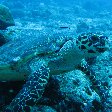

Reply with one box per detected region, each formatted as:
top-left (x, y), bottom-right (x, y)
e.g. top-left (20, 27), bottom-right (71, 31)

top-left (59, 26), bottom-right (70, 29)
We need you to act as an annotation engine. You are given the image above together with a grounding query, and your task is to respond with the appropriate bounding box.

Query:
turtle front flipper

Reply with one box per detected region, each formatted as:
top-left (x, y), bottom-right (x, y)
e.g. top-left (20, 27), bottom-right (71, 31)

top-left (4, 64), bottom-right (50, 112)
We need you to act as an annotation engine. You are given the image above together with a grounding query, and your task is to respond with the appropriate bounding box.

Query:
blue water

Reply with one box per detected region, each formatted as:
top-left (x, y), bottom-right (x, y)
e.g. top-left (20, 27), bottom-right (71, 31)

top-left (1, 0), bottom-right (112, 19)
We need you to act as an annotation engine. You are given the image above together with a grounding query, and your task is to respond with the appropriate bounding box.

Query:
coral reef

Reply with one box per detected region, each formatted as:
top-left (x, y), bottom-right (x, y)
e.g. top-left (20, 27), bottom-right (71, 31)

top-left (0, 4), bottom-right (15, 30)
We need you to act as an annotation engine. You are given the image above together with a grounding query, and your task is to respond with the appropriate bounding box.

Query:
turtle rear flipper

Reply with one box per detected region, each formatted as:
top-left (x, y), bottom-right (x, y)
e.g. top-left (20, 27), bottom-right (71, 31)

top-left (5, 64), bottom-right (50, 112)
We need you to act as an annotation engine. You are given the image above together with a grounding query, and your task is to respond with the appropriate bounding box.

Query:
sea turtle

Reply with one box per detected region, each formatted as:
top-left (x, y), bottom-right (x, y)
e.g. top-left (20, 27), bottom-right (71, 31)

top-left (0, 30), bottom-right (108, 111)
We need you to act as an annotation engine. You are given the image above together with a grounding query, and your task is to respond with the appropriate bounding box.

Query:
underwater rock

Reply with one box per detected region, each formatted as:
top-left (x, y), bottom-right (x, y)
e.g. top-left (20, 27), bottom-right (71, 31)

top-left (0, 32), bottom-right (8, 46)
top-left (35, 70), bottom-right (102, 112)
top-left (0, 27), bottom-right (18, 46)
top-left (90, 50), bottom-right (112, 112)
top-left (31, 105), bottom-right (57, 112)
top-left (0, 4), bottom-right (15, 30)
top-left (0, 81), bottom-right (25, 111)
top-left (52, 70), bottom-right (102, 112)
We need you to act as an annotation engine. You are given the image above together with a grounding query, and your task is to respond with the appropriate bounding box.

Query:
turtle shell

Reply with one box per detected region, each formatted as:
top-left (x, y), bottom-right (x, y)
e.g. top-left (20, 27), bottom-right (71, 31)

top-left (0, 29), bottom-right (74, 65)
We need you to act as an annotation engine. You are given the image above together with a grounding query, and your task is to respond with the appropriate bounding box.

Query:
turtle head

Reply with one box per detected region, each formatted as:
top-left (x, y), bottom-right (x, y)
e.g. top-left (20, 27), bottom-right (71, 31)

top-left (76, 33), bottom-right (109, 57)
